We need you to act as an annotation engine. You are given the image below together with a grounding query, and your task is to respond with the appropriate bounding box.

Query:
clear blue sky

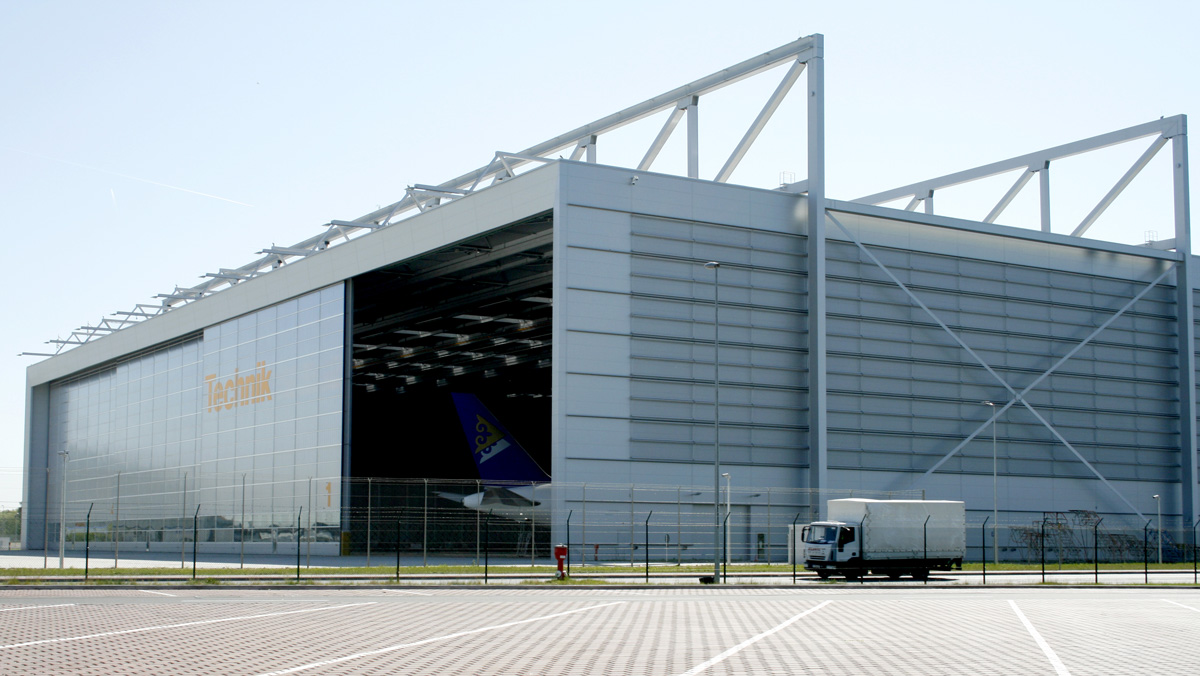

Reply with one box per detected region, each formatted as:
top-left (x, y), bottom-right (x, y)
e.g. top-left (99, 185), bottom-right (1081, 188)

top-left (2, 1), bottom-right (1197, 510)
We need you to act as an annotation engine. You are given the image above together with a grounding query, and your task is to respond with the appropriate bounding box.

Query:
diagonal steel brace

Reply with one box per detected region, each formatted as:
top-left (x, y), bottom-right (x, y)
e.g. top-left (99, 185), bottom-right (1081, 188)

top-left (826, 211), bottom-right (1163, 519)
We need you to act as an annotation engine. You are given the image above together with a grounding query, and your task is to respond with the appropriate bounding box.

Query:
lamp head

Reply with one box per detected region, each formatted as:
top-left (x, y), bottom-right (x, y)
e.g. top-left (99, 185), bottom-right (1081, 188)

top-left (704, 261), bottom-right (720, 269)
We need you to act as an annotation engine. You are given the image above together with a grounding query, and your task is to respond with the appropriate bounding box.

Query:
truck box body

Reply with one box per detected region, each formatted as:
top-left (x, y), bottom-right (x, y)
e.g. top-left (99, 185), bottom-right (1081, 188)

top-left (827, 499), bottom-right (966, 561)
top-left (801, 499), bottom-right (966, 579)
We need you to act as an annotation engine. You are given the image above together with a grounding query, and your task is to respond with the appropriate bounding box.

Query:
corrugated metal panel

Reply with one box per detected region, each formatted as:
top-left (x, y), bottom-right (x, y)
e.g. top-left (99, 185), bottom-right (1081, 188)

top-left (626, 215), bottom-right (807, 466)
top-left (826, 227), bottom-right (1179, 481)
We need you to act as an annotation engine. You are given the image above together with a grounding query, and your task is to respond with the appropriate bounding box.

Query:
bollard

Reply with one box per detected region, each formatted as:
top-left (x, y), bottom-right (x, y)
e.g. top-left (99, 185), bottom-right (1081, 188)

top-left (554, 544), bottom-right (568, 581)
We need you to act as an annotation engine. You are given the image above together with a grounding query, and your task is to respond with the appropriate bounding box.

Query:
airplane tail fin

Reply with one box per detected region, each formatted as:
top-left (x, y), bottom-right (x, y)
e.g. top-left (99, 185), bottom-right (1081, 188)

top-left (451, 393), bottom-right (550, 483)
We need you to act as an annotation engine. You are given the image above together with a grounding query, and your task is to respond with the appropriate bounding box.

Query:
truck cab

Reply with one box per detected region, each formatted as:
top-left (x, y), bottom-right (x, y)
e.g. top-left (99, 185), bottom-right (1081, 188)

top-left (801, 521), bottom-right (860, 579)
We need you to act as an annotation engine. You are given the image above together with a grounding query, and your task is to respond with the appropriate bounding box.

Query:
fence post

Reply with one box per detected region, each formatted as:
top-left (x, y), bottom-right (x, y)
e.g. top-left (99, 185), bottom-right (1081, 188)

top-left (1040, 519), bottom-right (1046, 584)
top-left (645, 511), bottom-right (653, 583)
top-left (395, 517), bottom-right (401, 583)
top-left (295, 507), bottom-right (301, 583)
top-left (764, 488), bottom-right (772, 564)
top-left (923, 515), bottom-right (930, 586)
top-left (193, 504), bottom-right (201, 580)
top-left (792, 512), bottom-right (801, 584)
top-left (677, 487), bottom-right (682, 566)
top-left (85, 503), bottom-right (93, 580)
top-left (629, 486), bottom-right (635, 567)
top-left (484, 510), bottom-right (491, 584)
top-left (240, 473), bottom-right (246, 569)
top-left (981, 516), bottom-right (989, 585)
top-left (307, 477), bottom-right (312, 568)
top-left (722, 512), bottom-right (730, 582)
top-left (475, 479), bottom-right (481, 566)
top-left (43, 466), bottom-right (49, 570)
top-left (114, 473), bottom-right (120, 569)
top-left (1094, 518), bottom-right (1103, 584)
top-left (1193, 517), bottom-right (1199, 586)
top-left (366, 478), bottom-right (372, 567)
top-left (1144, 520), bottom-right (1150, 584)
top-left (531, 482), bottom-right (537, 567)
top-left (422, 478), bottom-right (428, 567)
top-left (566, 510), bottom-right (573, 577)
top-left (180, 471), bottom-right (188, 569)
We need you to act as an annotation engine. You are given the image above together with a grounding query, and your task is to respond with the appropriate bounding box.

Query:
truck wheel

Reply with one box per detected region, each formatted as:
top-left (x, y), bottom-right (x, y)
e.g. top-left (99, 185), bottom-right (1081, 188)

top-left (912, 570), bottom-right (929, 581)
top-left (816, 571), bottom-right (830, 580)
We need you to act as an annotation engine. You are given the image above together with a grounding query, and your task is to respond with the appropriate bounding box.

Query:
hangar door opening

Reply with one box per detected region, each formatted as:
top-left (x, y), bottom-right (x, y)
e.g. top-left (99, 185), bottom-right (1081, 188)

top-left (345, 211), bottom-right (553, 554)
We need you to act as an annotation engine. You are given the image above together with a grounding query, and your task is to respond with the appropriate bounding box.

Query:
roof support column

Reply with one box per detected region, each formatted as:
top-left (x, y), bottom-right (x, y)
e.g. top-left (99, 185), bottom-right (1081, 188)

top-left (1172, 124), bottom-right (1197, 529)
top-left (686, 96), bottom-right (699, 178)
top-left (1039, 161), bottom-right (1052, 232)
top-left (805, 35), bottom-right (827, 518)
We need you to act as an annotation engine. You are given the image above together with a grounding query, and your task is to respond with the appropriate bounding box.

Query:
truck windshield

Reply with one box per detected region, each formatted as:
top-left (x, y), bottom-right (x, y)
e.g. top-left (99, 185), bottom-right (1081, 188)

top-left (804, 526), bottom-right (839, 544)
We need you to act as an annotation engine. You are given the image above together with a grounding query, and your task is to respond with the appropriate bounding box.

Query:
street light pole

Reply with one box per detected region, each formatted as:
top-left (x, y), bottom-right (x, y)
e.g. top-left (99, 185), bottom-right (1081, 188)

top-left (57, 450), bottom-right (69, 569)
top-left (1153, 494), bottom-right (1161, 565)
top-left (983, 401), bottom-right (998, 565)
top-left (704, 261), bottom-right (721, 583)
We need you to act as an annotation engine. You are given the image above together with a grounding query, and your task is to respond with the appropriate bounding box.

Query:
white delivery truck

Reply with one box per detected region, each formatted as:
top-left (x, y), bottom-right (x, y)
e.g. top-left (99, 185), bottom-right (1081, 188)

top-left (801, 499), bottom-right (965, 580)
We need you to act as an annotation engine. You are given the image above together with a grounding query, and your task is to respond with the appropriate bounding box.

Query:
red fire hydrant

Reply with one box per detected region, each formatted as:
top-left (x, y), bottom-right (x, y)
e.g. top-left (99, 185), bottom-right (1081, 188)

top-left (554, 544), bottom-right (568, 580)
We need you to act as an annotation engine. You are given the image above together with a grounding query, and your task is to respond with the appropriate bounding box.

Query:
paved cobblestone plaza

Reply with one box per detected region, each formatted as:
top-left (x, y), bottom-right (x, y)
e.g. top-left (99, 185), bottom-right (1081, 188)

top-left (1, 587), bottom-right (1197, 674)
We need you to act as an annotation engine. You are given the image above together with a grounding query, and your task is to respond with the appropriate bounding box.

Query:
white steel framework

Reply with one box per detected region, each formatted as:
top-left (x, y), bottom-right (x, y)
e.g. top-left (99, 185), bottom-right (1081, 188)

top-left (33, 36), bottom-right (824, 355)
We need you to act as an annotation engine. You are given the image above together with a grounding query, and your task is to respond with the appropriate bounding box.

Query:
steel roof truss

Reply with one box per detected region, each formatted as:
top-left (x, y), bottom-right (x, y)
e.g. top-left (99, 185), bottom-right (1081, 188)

top-left (38, 38), bottom-right (823, 352)
top-left (715, 58), bottom-right (806, 183)
top-left (1071, 135), bottom-right (1169, 237)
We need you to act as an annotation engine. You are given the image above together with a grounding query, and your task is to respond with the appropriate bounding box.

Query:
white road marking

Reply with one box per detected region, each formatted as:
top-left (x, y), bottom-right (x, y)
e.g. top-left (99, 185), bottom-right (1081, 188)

top-left (385, 590), bottom-right (431, 596)
top-left (253, 602), bottom-right (625, 676)
top-left (137, 590), bottom-right (176, 597)
top-left (1009, 600), bottom-right (1070, 676)
top-left (1163, 599), bottom-right (1200, 613)
top-left (676, 601), bottom-right (833, 676)
top-left (0, 602), bottom-right (376, 650)
top-left (0, 604), bottom-right (76, 613)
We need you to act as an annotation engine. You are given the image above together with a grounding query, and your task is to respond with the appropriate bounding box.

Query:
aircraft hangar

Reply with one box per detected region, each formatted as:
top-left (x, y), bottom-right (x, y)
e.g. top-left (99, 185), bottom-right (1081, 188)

top-left (21, 34), bottom-right (1197, 560)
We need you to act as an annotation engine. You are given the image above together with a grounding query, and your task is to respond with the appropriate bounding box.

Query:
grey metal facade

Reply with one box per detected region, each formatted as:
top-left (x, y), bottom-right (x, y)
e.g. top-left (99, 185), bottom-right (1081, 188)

top-left (550, 161), bottom-right (1194, 534)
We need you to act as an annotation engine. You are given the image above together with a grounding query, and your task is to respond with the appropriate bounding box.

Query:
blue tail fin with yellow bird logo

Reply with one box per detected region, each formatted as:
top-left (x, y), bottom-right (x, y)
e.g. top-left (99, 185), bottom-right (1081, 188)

top-left (451, 393), bottom-right (550, 483)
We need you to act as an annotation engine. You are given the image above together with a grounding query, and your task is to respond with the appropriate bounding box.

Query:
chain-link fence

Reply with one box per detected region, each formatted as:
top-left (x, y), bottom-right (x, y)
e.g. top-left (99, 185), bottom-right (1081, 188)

top-left (971, 510), bottom-right (1199, 568)
top-left (36, 470), bottom-right (924, 564)
top-left (0, 508), bottom-right (19, 550)
top-left (34, 475), bottom-right (1198, 570)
